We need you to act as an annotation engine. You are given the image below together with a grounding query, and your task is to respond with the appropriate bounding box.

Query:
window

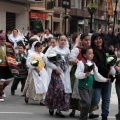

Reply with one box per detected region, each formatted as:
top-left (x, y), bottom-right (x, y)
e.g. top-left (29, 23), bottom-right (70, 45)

top-left (71, 0), bottom-right (75, 8)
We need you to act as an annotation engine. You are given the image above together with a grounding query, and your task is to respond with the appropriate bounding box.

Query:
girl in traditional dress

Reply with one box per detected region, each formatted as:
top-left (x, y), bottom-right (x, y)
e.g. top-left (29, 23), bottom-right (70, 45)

top-left (45, 35), bottom-right (72, 118)
top-left (23, 41), bottom-right (49, 104)
top-left (69, 33), bottom-right (90, 117)
top-left (45, 37), bottom-right (58, 78)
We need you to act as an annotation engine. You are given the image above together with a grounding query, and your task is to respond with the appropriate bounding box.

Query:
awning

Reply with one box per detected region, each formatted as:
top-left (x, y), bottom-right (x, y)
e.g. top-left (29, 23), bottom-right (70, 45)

top-left (94, 19), bottom-right (107, 25)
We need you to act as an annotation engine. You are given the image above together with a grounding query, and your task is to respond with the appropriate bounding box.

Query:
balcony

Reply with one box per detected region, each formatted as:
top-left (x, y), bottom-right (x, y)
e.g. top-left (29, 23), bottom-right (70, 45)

top-left (69, 8), bottom-right (107, 21)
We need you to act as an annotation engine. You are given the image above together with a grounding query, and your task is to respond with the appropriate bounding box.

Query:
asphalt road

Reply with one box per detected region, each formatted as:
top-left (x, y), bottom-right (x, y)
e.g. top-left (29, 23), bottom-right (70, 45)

top-left (0, 82), bottom-right (118, 120)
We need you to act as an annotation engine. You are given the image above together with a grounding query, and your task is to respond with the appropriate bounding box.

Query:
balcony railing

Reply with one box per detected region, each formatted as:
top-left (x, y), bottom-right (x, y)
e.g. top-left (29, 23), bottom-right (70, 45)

top-left (70, 8), bottom-right (107, 20)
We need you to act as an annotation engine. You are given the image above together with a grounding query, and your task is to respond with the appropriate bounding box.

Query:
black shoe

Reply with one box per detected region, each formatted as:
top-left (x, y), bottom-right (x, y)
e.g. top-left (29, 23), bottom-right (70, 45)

top-left (40, 102), bottom-right (46, 106)
top-left (11, 91), bottom-right (15, 95)
top-left (56, 111), bottom-right (65, 118)
top-left (116, 114), bottom-right (120, 120)
top-left (49, 109), bottom-right (54, 116)
top-left (102, 115), bottom-right (108, 120)
top-left (89, 113), bottom-right (99, 119)
top-left (25, 95), bottom-right (29, 103)
top-left (69, 112), bottom-right (75, 117)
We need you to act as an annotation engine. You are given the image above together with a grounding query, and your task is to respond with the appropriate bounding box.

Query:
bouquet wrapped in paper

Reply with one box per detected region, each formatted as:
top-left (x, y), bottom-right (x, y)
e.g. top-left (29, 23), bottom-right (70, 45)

top-left (106, 53), bottom-right (117, 66)
top-left (21, 55), bottom-right (27, 63)
top-left (47, 53), bottom-right (61, 63)
top-left (31, 60), bottom-right (39, 66)
top-left (107, 56), bottom-right (115, 66)
top-left (31, 56), bottom-right (44, 76)
top-left (85, 61), bottom-right (94, 72)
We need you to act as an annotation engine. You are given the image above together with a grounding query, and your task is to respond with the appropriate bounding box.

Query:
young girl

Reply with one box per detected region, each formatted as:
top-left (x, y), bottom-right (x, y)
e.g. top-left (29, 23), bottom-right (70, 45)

top-left (45, 35), bottom-right (71, 118)
top-left (75, 46), bottom-right (111, 120)
top-left (23, 41), bottom-right (49, 104)
top-left (45, 37), bottom-right (58, 78)
top-left (45, 37), bottom-right (58, 56)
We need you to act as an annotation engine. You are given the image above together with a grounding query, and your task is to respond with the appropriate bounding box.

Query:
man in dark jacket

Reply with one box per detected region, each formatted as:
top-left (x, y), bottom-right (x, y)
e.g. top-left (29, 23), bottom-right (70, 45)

top-left (104, 28), bottom-right (117, 52)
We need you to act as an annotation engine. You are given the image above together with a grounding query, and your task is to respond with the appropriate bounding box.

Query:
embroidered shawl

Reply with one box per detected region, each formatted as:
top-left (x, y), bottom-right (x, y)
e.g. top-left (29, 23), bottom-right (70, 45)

top-left (5, 42), bottom-right (19, 77)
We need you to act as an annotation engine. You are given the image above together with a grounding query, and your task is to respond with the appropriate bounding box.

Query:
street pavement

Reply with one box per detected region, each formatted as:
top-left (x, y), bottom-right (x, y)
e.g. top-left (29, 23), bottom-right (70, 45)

top-left (0, 81), bottom-right (118, 120)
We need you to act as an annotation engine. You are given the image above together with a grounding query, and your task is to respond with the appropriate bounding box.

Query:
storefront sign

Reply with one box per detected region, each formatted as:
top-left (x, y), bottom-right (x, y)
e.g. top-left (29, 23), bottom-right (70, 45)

top-left (29, 11), bottom-right (46, 20)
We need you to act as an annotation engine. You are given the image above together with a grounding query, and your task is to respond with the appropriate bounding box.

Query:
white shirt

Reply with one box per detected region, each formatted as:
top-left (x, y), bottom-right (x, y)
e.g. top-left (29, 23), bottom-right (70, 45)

top-left (75, 60), bottom-right (107, 82)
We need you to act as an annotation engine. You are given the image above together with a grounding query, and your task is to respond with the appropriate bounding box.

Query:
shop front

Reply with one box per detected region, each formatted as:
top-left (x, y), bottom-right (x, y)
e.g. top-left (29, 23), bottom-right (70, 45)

top-left (29, 11), bottom-right (46, 33)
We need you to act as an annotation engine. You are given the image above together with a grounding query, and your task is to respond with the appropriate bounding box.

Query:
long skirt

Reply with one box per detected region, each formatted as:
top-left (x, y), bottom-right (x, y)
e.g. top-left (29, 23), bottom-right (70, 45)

top-left (23, 73), bottom-right (46, 101)
top-left (70, 65), bottom-right (81, 110)
top-left (45, 70), bottom-right (70, 111)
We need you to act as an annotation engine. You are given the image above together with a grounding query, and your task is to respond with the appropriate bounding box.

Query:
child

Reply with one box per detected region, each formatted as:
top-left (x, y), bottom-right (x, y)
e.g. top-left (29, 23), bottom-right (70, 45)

top-left (45, 37), bottom-right (58, 78)
top-left (11, 44), bottom-right (28, 95)
top-left (114, 50), bottom-right (120, 120)
top-left (75, 46), bottom-right (111, 120)
top-left (23, 41), bottom-right (49, 104)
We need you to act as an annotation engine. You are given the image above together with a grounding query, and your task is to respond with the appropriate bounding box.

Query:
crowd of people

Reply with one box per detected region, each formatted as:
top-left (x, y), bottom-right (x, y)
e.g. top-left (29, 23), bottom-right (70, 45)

top-left (0, 27), bottom-right (120, 120)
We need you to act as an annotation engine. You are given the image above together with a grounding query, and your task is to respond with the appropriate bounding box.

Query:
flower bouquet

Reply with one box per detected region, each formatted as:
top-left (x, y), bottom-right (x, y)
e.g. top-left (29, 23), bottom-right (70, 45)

top-left (47, 53), bottom-right (61, 63)
top-left (31, 60), bottom-right (39, 66)
top-left (85, 61), bottom-right (94, 72)
top-left (0, 59), bottom-right (2, 64)
top-left (21, 55), bottom-right (27, 63)
top-left (107, 56), bottom-right (115, 66)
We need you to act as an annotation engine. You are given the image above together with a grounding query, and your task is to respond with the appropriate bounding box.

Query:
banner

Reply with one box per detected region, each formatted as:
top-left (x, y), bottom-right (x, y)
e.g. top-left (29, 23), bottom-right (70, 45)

top-left (32, 20), bottom-right (43, 32)
top-left (29, 11), bottom-right (46, 20)
top-left (107, 0), bottom-right (113, 16)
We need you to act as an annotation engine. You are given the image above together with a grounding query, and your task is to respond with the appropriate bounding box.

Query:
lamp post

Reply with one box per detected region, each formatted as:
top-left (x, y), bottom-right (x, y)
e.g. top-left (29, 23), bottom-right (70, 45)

top-left (113, 0), bottom-right (118, 35)
top-left (63, 0), bottom-right (69, 35)
top-left (48, 13), bottom-right (53, 34)
top-left (87, 1), bottom-right (97, 33)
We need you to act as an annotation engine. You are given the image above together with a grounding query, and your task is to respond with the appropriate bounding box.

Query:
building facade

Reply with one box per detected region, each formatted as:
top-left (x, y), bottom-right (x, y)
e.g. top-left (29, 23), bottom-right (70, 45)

top-left (30, 0), bottom-right (69, 34)
top-left (0, 0), bottom-right (35, 33)
top-left (69, 0), bottom-right (108, 34)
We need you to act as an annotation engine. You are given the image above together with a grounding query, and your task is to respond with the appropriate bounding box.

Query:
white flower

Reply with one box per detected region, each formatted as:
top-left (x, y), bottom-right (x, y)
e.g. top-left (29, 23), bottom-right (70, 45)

top-left (0, 59), bottom-right (2, 64)
top-left (31, 60), bottom-right (38, 64)
top-left (86, 61), bottom-right (93, 66)
top-left (48, 53), bottom-right (57, 57)
top-left (107, 57), bottom-right (114, 63)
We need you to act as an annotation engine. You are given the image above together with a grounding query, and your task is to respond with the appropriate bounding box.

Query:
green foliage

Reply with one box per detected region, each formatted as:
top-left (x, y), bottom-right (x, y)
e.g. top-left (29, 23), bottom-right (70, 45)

top-left (87, 2), bottom-right (98, 9)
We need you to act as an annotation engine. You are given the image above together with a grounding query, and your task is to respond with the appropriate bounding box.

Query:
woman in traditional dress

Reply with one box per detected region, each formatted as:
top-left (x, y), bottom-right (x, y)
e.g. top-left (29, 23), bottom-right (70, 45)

top-left (69, 33), bottom-right (91, 117)
top-left (45, 35), bottom-right (71, 118)
top-left (45, 37), bottom-right (58, 78)
top-left (23, 41), bottom-right (49, 104)
top-left (8, 29), bottom-right (24, 54)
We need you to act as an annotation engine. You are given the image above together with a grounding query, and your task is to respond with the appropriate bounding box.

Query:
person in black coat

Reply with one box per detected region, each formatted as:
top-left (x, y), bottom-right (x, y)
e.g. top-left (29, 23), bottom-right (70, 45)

top-left (89, 33), bottom-right (115, 120)
top-left (104, 28), bottom-right (117, 51)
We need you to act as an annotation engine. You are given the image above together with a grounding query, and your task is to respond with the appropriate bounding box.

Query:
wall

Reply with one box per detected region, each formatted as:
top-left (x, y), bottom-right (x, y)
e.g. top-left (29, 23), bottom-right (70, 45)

top-left (0, 1), bottom-right (29, 34)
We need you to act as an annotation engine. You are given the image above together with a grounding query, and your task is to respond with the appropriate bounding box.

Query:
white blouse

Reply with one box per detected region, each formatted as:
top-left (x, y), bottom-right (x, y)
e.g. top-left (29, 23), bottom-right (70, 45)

top-left (45, 46), bottom-right (72, 93)
top-left (75, 60), bottom-right (107, 82)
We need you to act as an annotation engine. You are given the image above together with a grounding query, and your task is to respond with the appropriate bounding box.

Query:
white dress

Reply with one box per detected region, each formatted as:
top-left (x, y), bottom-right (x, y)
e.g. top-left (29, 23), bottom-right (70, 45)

top-left (45, 46), bottom-right (55, 79)
top-left (23, 51), bottom-right (50, 100)
top-left (46, 46), bottom-right (72, 93)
